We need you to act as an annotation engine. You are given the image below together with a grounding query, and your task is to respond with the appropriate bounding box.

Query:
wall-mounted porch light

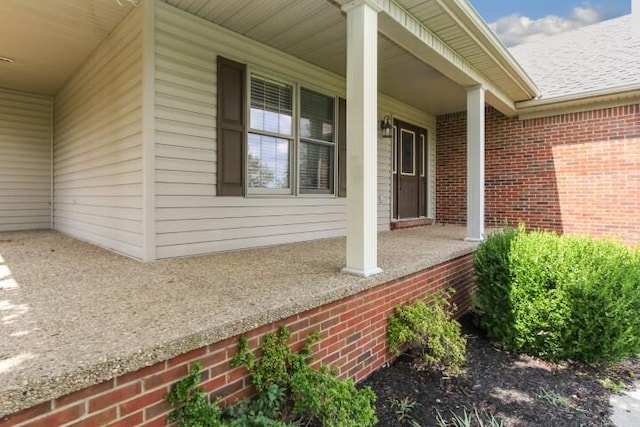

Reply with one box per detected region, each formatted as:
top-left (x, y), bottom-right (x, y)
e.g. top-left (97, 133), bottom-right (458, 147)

top-left (381, 115), bottom-right (393, 138)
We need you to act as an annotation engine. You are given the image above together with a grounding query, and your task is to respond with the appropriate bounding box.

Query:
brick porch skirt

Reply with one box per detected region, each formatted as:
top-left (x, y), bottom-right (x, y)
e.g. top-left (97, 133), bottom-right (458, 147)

top-left (1, 254), bottom-right (475, 427)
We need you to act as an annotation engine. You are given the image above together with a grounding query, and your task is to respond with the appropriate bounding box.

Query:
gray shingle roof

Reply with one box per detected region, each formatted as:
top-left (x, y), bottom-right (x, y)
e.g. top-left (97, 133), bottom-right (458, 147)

top-left (509, 15), bottom-right (640, 99)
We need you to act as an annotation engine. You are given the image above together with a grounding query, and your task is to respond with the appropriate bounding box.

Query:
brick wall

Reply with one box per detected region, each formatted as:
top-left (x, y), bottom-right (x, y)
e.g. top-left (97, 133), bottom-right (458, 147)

top-left (0, 254), bottom-right (475, 427)
top-left (436, 104), bottom-right (640, 244)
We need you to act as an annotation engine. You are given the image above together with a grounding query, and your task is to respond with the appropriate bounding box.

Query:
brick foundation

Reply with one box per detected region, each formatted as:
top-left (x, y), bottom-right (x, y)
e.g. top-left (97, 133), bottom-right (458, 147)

top-left (437, 104), bottom-right (640, 245)
top-left (0, 254), bottom-right (475, 427)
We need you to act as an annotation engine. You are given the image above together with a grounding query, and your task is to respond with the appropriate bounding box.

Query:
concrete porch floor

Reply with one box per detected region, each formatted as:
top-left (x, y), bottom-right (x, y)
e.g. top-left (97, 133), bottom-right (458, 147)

top-left (0, 225), bottom-right (478, 416)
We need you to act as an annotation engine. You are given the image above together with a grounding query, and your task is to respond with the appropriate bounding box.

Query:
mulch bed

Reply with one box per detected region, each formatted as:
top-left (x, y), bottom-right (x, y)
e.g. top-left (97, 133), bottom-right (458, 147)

top-left (361, 315), bottom-right (639, 427)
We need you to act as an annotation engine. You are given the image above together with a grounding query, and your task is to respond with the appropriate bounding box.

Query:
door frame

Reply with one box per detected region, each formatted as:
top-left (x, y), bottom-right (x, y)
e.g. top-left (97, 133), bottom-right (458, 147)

top-left (391, 118), bottom-right (429, 221)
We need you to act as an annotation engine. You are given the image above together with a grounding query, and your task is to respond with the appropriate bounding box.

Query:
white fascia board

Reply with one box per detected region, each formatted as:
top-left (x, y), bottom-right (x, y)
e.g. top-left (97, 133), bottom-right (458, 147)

top-left (379, 0), bottom-right (518, 116)
top-left (442, 0), bottom-right (539, 98)
top-left (517, 84), bottom-right (640, 119)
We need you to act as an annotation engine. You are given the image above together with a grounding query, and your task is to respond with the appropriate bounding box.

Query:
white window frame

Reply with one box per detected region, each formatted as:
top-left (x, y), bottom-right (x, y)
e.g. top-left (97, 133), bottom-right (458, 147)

top-left (245, 68), bottom-right (339, 197)
top-left (298, 85), bottom-right (338, 196)
top-left (400, 128), bottom-right (416, 176)
top-left (420, 134), bottom-right (426, 177)
top-left (246, 70), bottom-right (296, 196)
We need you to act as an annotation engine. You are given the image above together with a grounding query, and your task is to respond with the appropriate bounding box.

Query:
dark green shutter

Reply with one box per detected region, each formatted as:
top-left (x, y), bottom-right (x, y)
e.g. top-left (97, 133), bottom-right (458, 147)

top-left (216, 56), bottom-right (246, 196)
top-left (337, 97), bottom-right (347, 197)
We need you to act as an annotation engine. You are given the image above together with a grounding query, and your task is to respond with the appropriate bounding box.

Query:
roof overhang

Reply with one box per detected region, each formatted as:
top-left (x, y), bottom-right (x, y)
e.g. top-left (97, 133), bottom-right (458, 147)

top-left (380, 0), bottom-right (540, 116)
top-left (516, 84), bottom-right (640, 119)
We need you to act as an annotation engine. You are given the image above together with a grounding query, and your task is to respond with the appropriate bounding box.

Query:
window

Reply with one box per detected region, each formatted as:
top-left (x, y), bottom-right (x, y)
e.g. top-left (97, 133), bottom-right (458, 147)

top-left (247, 72), bottom-right (337, 196)
top-left (400, 129), bottom-right (415, 176)
top-left (299, 88), bottom-right (335, 194)
top-left (248, 74), bottom-right (293, 193)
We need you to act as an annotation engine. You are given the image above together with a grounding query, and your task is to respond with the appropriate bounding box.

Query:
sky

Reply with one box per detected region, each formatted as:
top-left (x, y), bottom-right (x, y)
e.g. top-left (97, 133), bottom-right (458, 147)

top-left (469, 1), bottom-right (631, 46)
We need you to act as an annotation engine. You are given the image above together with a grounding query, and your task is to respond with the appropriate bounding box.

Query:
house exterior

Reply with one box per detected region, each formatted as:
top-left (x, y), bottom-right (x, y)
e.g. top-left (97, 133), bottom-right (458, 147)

top-left (1, 0), bottom-right (541, 275)
top-left (0, 0), bottom-right (639, 425)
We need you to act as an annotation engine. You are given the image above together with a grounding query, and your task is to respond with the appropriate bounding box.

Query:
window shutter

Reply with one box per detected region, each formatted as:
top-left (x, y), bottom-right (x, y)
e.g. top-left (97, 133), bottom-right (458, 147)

top-left (217, 56), bottom-right (246, 196)
top-left (337, 97), bottom-right (347, 197)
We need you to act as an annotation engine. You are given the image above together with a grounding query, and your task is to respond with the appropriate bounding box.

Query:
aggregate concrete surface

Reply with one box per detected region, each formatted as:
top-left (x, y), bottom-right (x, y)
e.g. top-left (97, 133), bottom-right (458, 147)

top-left (0, 225), bottom-right (477, 417)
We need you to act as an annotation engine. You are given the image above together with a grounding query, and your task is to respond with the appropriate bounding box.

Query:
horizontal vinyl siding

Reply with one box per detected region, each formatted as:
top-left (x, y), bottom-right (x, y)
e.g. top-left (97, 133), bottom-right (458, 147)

top-left (53, 7), bottom-right (144, 259)
top-left (154, 2), bottom-right (436, 258)
top-left (154, 2), bottom-right (345, 258)
top-left (0, 89), bottom-right (52, 231)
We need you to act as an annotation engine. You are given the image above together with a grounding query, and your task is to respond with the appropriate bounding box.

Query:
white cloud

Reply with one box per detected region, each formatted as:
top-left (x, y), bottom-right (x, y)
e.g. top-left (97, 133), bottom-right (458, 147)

top-left (489, 6), bottom-right (603, 47)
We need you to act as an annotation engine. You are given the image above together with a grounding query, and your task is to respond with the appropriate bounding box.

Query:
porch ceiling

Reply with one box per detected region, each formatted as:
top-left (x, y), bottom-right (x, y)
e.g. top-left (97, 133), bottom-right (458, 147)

top-left (163, 0), bottom-right (469, 114)
top-left (0, 0), bottom-right (135, 96)
top-left (0, 0), bottom-right (535, 113)
top-left (163, 0), bottom-right (538, 114)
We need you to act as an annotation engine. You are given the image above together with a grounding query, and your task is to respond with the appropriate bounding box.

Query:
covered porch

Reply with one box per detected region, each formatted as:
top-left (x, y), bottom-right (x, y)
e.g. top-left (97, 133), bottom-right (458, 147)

top-left (0, 225), bottom-right (479, 420)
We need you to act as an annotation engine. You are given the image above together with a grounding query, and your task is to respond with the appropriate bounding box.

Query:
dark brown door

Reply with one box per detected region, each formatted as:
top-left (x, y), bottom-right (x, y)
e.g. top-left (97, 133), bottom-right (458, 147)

top-left (393, 119), bottom-right (427, 219)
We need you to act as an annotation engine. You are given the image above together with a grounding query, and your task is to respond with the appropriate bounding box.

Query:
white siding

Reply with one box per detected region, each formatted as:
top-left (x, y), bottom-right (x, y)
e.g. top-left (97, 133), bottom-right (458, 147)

top-left (0, 89), bottom-right (52, 231)
top-left (53, 7), bottom-right (144, 259)
top-left (154, 2), bottom-right (436, 258)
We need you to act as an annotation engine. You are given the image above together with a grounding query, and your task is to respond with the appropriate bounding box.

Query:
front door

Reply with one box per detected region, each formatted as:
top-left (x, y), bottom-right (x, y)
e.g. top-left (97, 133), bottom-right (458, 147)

top-left (393, 119), bottom-right (427, 219)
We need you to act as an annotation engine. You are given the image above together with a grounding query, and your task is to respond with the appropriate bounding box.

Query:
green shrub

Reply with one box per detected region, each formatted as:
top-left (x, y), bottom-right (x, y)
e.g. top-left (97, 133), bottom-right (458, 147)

top-left (388, 289), bottom-right (467, 375)
top-left (473, 227), bottom-right (640, 363)
top-left (168, 327), bottom-right (378, 426)
top-left (290, 367), bottom-right (378, 427)
top-left (166, 362), bottom-right (226, 427)
top-left (471, 226), bottom-right (519, 346)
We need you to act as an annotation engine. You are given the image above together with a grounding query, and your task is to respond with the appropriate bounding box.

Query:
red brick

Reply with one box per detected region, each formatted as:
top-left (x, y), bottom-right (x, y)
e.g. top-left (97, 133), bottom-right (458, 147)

top-left (116, 362), bottom-right (165, 386)
top-left (54, 380), bottom-right (114, 409)
top-left (0, 401), bottom-right (51, 427)
top-left (119, 388), bottom-right (167, 417)
top-left (67, 407), bottom-right (117, 427)
top-left (89, 382), bottom-right (141, 412)
top-left (143, 364), bottom-right (189, 391)
top-left (167, 346), bottom-right (208, 367)
top-left (144, 400), bottom-right (172, 422)
top-left (23, 403), bottom-right (85, 427)
top-left (106, 411), bottom-right (143, 427)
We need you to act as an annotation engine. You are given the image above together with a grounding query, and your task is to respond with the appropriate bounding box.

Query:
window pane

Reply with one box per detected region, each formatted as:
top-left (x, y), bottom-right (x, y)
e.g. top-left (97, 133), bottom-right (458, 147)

top-left (248, 133), bottom-right (290, 189)
top-left (250, 75), bottom-right (293, 136)
top-left (300, 88), bottom-right (334, 142)
top-left (401, 130), bottom-right (415, 175)
top-left (300, 141), bottom-right (334, 193)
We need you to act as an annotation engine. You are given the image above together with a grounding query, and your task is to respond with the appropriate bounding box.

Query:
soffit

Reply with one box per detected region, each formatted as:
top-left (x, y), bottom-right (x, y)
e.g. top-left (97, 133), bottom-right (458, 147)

top-left (396, 0), bottom-right (538, 101)
top-left (0, 0), bottom-right (134, 96)
top-left (163, 0), bottom-right (468, 114)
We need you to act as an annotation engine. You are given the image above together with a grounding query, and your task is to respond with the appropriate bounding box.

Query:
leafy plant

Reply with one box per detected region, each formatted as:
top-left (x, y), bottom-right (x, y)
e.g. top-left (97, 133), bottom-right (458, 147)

top-left (535, 387), bottom-right (571, 409)
top-left (473, 227), bottom-right (640, 363)
top-left (231, 327), bottom-right (319, 393)
top-left (600, 377), bottom-right (626, 393)
top-left (225, 383), bottom-right (291, 426)
top-left (290, 366), bottom-right (378, 427)
top-left (166, 362), bottom-right (225, 427)
top-left (435, 407), bottom-right (504, 427)
top-left (232, 326), bottom-right (378, 426)
top-left (390, 397), bottom-right (421, 427)
top-left (388, 289), bottom-right (467, 376)
top-left (471, 225), bottom-right (519, 346)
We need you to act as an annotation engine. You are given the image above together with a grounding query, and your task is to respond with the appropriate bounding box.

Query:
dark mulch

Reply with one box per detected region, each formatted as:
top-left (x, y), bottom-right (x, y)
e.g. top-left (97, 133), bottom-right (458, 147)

top-left (361, 315), bottom-right (639, 427)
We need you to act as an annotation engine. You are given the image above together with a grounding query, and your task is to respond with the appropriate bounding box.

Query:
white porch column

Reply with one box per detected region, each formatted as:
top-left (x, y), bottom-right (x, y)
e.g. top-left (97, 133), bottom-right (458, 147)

top-left (341, 0), bottom-right (383, 277)
top-left (465, 85), bottom-right (485, 241)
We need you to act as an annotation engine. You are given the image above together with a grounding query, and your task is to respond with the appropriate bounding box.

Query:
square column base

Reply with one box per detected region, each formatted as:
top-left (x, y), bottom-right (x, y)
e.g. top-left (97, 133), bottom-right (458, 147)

top-left (341, 266), bottom-right (384, 278)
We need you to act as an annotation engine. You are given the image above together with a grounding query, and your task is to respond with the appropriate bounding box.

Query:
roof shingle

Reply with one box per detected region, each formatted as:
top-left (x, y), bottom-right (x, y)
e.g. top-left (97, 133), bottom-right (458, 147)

top-left (509, 15), bottom-right (640, 99)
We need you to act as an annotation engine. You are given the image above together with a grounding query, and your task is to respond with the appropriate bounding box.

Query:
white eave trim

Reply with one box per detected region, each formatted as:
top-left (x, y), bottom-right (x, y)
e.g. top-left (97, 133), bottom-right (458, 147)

top-left (441, 0), bottom-right (539, 98)
top-left (516, 84), bottom-right (640, 119)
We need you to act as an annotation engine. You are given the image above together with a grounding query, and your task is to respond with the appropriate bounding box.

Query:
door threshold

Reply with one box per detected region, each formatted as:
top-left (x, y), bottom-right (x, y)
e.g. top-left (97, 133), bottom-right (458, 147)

top-left (390, 218), bottom-right (434, 230)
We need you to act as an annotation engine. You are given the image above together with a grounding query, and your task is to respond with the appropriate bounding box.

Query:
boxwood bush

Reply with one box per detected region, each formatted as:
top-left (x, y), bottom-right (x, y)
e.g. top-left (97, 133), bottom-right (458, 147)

top-left (473, 226), bottom-right (640, 363)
